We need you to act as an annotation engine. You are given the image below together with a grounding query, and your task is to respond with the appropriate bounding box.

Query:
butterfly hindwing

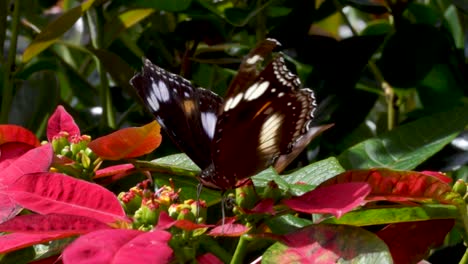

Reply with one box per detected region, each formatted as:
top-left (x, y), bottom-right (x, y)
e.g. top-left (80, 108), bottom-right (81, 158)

top-left (208, 54), bottom-right (316, 188)
top-left (130, 59), bottom-right (222, 169)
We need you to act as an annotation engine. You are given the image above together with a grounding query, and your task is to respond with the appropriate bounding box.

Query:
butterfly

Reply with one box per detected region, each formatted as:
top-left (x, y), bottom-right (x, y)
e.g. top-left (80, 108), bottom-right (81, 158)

top-left (130, 38), bottom-right (330, 192)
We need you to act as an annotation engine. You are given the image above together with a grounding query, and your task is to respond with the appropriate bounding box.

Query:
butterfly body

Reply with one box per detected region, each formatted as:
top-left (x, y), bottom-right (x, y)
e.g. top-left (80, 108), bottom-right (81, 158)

top-left (131, 39), bottom-right (327, 192)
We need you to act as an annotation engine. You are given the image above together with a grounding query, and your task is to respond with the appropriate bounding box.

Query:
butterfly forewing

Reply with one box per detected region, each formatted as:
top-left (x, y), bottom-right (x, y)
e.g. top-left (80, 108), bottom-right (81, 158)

top-left (224, 38), bottom-right (281, 99)
top-left (130, 59), bottom-right (222, 169)
top-left (208, 54), bottom-right (316, 189)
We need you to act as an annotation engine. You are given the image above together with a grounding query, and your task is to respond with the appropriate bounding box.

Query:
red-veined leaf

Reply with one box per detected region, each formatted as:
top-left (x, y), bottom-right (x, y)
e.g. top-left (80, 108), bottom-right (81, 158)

top-left (88, 121), bottom-right (162, 160)
top-left (262, 224), bottom-right (392, 263)
top-left (0, 193), bottom-right (21, 223)
top-left (320, 168), bottom-right (460, 205)
top-left (208, 218), bottom-right (249, 237)
top-left (0, 232), bottom-right (65, 254)
top-left (6, 172), bottom-right (127, 223)
top-left (94, 163), bottom-right (135, 179)
top-left (0, 142), bottom-right (36, 170)
top-left (47, 105), bottom-right (80, 141)
top-left (283, 182), bottom-right (371, 218)
top-left (0, 125), bottom-right (40, 146)
top-left (243, 198), bottom-right (275, 214)
top-left (157, 211), bottom-right (213, 230)
top-left (377, 219), bottom-right (454, 264)
top-left (1, 144), bottom-right (53, 186)
top-left (62, 229), bottom-right (173, 264)
top-left (0, 213), bottom-right (111, 233)
top-left (421, 171), bottom-right (452, 183)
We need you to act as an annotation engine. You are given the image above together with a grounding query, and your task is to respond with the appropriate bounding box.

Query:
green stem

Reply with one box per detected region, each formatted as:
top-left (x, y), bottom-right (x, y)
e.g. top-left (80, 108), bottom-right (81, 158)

top-left (199, 236), bottom-right (232, 263)
top-left (85, 7), bottom-right (115, 129)
top-left (0, 0), bottom-right (21, 123)
top-left (255, 0), bottom-right (266, 41)
top-left (460, 248), bottom-right (468, 264)
top-left (230, 235), bottom-right (250, 264)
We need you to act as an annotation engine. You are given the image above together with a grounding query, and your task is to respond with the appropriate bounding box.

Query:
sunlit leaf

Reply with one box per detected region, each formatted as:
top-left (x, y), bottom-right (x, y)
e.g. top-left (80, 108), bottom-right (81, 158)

top-left (103, 9), bottom-right (155, 47)
top-left (338, 105), bottom-right (468, 170)
top-left (22, 0), bottom-right (96, 62)
top-left (88, 121), bottom-right (162, 160)
top-left (283, 182), bottom-right (371, 217)
top-left (0, 213), bottom-right (110, 233)
top-left (6, 172), bottom-right (127, 224)
top-left (325, 204), bottom-right (459, 226)
top-left (320, 169), bottom-right (462, 205)
top-left (1, 144), bottom-right (53, 185)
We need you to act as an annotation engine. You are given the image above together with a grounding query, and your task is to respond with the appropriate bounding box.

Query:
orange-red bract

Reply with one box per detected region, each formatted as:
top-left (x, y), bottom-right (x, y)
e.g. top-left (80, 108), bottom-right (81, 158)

top-left (88, 121), bottom-right (162, 160)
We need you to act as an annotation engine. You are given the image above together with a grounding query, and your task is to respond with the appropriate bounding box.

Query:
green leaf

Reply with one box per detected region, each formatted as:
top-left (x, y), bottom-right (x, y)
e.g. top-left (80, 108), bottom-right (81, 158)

top-left (283, 157), bottom-right (345, 186)
top-left (22, 0), bottom-right (96, 62)
top-left (133, 0), bottom-right (192, 12)
top-left (153, 153), bottom-right (201, 173)
top-left (418, 64), bottom-right (464, 112)
top-left (341, 0), bottom-right (389, 14)
top-left (91, 49), bottom-right (135, 91)
top-left (338, 105), bottom-right (468, 170)
top-left (444, 5), bottom-right (464, 49)
top-left (360, 20), bottom-right (393, 36)
top-left (135, 154), bottom-right (220, 205)
top-left (323, 204), bottom-right (459, 226)
top-left (266, 214), bottom-right (313, 235)
top-left (252, 158), bottom-right (345, 195)
top-left (263, 224), bottom-right (392, 263)
top-left (102, 8), bottom-right (155, 47)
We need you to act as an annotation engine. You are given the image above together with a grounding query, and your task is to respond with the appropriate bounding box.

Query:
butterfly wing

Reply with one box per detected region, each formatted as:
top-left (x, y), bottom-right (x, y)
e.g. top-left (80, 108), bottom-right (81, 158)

top-left (204, 53), bottom-right (317, 190)
top-left (224, 38), bottom-right (281, 100)
top-left (130, 59), bottom-right (222, 169)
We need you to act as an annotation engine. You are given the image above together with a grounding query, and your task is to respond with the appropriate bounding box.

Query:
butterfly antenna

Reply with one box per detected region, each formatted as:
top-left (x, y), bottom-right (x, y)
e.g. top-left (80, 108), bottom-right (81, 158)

top-left (196, 183), bottom-right (203, 220)
top-left (221, 192), bottom-right (226, 233)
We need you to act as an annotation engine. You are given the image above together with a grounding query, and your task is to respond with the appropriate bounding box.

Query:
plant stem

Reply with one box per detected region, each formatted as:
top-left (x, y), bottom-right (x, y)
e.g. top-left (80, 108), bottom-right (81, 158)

top-left (0, 0), bottom-right (20, 123)
top-left (231, 235), bottom-right (250, 264)
top-left (255, 0), bottom-right (266, 41)
top-left (460, 248), bottom-right (468, 264)
top-left (86, 7), bottom-right (115, 129)
top-left (334, 0), bottom-right (398, 130)
top-left (200, 236), bottom-right (232, 263)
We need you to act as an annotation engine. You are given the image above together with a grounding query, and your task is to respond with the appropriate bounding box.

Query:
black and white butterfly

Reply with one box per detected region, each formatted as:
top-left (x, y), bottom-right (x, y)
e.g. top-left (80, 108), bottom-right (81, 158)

top-left (130, 39), bottom-right (329, 192)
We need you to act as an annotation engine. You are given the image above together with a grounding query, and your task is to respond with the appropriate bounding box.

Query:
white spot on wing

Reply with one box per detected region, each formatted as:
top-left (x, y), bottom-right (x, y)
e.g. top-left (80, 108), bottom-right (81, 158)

top-left (147, 88), bottom-right (160, 112)
top-left (246, 54), bottom-right (261, 65)
top-left (258, 113), bottom-right (283, 155)
top-left (244, 81), bottom-right (270, 101)
top-left (224, 92), bottom-right (244, 111)
top-left (151, 80), bottom-right (170, 102)
top-left (201, 112), bottom-right (217, 139)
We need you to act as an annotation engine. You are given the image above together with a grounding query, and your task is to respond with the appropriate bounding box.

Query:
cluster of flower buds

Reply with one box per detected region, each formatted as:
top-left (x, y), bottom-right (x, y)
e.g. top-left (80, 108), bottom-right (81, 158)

top-left (50, 132), bottom-right (101, 180)
top-left (453, 179), bottom-right (467, 202)
top-left (119, 179), bottom-right (207, 231)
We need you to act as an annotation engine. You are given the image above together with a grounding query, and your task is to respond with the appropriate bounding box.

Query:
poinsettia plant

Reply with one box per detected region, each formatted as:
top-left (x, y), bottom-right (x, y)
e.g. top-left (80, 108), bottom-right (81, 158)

top-left (0, 105), bottom-right (466, 264)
